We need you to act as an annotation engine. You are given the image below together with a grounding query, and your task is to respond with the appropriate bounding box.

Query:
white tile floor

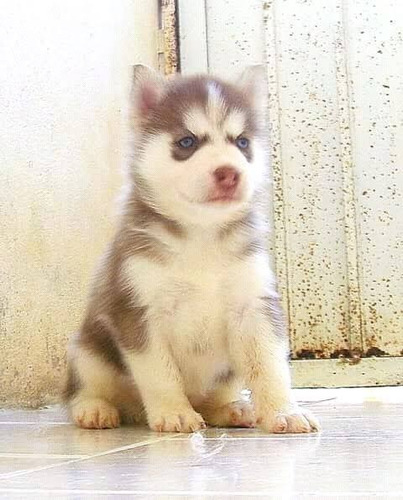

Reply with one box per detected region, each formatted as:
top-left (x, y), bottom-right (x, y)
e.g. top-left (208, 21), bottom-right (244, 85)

top-left (0, 387), bottom-right (402, 498)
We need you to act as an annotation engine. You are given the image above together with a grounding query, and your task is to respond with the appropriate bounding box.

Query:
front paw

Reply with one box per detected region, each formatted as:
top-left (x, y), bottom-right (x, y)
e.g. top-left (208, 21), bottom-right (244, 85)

top-left (148, 408), bottom-right (206, 433)
top-left (258, 408), bottom-right (320, 434)
top-left (71, 398), bottom-right (120, 429)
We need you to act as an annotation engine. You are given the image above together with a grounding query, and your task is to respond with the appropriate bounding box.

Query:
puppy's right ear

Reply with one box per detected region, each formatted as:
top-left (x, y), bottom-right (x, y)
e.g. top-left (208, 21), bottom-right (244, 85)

top-left (130, 65), bottom-right (165, 122)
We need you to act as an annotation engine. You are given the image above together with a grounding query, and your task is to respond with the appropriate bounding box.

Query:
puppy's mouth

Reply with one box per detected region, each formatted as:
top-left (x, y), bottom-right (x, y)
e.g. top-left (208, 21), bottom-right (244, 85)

top-left (179, 187), bottom-right (245, 206)
top-left (206, 185), bottom-right (241, 204)
top-left (206, 193), bottom-right (241, 203)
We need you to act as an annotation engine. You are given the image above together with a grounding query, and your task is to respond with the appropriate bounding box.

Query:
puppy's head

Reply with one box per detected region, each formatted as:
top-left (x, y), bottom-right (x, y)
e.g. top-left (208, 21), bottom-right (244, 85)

top-left (130, 65), bottom-right (267, 226)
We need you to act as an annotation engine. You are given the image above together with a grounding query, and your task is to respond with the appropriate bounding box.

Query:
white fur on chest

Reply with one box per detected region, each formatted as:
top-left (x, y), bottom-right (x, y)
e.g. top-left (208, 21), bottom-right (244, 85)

top-left (125, 234), bottom-right (229, 336)
top-left (123, 229), bottom-right (274, 397)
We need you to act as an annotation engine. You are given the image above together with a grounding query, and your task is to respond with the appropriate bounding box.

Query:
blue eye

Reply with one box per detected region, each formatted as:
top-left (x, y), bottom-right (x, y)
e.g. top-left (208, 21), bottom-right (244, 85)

top-left (178, 136), bottom-right (195, 148)
top-left (236, 137), bottom-right (249, 149)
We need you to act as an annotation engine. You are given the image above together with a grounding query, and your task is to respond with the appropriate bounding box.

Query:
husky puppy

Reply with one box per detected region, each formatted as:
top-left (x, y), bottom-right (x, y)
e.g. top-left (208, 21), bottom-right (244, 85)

top-left (64, 65), bottom-right (319, 434)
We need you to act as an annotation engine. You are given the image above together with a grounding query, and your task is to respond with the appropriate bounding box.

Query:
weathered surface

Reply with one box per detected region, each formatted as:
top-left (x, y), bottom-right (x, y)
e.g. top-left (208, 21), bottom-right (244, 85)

top-left (263, 0), bottom-right (402, 358)
top-left (0, 0), bottom-right (159, 407)
top-left (160, 0), bottom-right (180, 75)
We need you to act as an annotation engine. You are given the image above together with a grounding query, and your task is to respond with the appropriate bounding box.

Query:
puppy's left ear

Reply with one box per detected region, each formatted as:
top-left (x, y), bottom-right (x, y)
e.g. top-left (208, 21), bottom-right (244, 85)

top-left (237, 64), bottom-right (267, 111)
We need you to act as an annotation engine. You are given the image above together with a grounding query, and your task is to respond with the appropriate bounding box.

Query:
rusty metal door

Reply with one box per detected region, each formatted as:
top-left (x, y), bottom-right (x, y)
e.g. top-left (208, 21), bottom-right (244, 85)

top-left (175, 0), bottom-right (403, 386)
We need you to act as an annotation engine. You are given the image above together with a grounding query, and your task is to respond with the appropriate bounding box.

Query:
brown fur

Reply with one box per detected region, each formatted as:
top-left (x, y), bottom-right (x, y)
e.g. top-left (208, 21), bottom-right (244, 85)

top-left (65, 191), bottom-right (265, 402)
top-left (240, 236), bottom-right (267, 257)
top-left (63, 361), bottom-right (81, 400)
top-left (79, 317), bottom-right (128, 371)
top-left (171, 135), bottom-right (209, 162)
top-left (137, 76), bottom-right (262, 165)
top-left (122, 188), bottom-right (184, 240)
top-left (64, 195), bottom-right (185, 403)
top-left (144, 76), bottom-right (257, 132)
top-left (216, 368), bottom-right (236, 385)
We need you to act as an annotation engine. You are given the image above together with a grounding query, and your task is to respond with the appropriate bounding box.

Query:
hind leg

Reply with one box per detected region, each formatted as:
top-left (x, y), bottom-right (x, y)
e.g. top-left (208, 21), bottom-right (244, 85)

top-left (65, 342), bottom-right (142, 429)
top-left (197, 375), bottom-right (256, 428)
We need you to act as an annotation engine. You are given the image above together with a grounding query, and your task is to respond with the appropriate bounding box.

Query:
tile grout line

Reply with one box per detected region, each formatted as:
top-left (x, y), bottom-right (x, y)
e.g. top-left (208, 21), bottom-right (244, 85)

top-left (0, 434), bottom-right (183, 481)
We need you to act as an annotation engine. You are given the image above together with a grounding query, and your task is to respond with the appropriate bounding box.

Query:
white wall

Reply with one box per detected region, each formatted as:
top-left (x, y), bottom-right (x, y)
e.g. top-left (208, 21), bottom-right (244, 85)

top-left (0, 0), bottom-right (158, 406)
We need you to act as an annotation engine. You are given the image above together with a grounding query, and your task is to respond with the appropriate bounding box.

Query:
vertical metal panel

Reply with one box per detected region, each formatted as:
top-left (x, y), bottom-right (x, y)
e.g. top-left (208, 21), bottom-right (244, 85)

top-left (264, 1), bottom-right (290, 325)
top-left (346, 0), bottom-right (403, 356)
top-left (334, 1), bottom-right (363, 355)
top-left (265, 0), bottom-right (352, 358)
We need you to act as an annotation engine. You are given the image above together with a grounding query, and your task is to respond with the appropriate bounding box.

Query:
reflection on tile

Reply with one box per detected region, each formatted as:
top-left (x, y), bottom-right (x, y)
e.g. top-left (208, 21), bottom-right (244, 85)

top-left (0, 388), bottom-right (402, 497)
top-left (2, 427), bottom-right (401, 496)
top-left (0, 457), bottom-right (69, 476)
top-left (0, 406), bottom-right (67, 424)
top-left (0, 421), bottom-right (164, 456)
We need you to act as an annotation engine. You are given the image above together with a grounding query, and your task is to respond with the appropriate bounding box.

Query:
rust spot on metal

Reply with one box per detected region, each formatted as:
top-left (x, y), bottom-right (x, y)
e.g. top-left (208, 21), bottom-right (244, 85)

top-left (296, 349), bottom-right (316, 359)
top-left (365, 346), bottom-right (388, 357)
top-left (295, 349), bottom-right (327, 360)
top-left (296, 344), bottom-right (391, 362)
top-left (330, 348), bottom-right (351, 359)
top-left (330, 348), bottom-right (362, 364)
